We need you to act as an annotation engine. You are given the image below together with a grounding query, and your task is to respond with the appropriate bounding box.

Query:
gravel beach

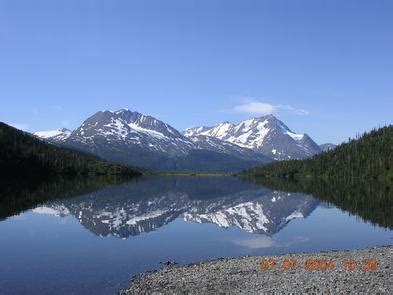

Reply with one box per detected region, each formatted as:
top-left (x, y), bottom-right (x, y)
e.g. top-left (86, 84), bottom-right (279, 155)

top-left (123, 246), bottom-right (392, 294)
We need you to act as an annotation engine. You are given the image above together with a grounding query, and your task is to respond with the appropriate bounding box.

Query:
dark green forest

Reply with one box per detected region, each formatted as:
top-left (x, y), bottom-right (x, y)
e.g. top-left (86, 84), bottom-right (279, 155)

top-left (242, 126), bottom-right (393, 183)
top-left (247, 177), bottom-right (392, 229)
top-left (0, 122), bottom-right (142, 178)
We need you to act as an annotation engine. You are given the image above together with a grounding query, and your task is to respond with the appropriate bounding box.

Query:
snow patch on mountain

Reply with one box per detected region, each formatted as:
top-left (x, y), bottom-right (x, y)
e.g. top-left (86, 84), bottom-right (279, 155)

top-left (285, 131), bottom-right (304, 141)
top-left (184, 201), bottom-right (270, 233)
top-left (126, 210), bottom-right (166, 225)
top-left (32, 205), bottom-right (70, 217)
top-left (34, 128), bottom-right (71, 141)
top-left (285, 210), bottom-right (304, 221)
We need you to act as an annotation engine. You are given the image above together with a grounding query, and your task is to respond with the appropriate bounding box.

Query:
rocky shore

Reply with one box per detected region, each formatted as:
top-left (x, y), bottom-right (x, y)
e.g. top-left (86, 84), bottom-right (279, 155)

top-left (123, 246), bottom-right (392, 294)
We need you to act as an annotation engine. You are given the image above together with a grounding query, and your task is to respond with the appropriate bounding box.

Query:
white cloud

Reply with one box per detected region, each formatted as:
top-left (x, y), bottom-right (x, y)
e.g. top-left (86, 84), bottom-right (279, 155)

top-left (234, 236), bottom-right (274, 249)
top-left (276, 104), bottom-right (310, 116)
top-left (233, 101), bottom-right (275, 115)
top-left (234, 236), bottom-right (309, 249)
top-left (9, 123), bottom-right (29, 131)
top-left (232, 98), bottom-right (309, 116)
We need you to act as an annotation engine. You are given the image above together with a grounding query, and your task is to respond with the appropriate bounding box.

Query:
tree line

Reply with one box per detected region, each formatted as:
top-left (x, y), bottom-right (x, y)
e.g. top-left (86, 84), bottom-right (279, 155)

top-left (0, 122), bottom-right (142, 178)
top-left (241, 126), bottom-right (393, 183)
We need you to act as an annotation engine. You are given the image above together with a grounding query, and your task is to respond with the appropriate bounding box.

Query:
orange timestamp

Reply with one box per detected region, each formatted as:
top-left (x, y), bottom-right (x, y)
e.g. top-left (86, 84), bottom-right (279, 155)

top-left (260, 257), bottom-right (379, 271)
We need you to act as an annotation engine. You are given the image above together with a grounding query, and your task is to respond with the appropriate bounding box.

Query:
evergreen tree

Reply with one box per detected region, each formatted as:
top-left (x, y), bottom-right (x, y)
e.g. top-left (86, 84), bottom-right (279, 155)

top-left (0, 122), bottom-right (142, 178)
top-left (241, 126), bottom-right (393, 183)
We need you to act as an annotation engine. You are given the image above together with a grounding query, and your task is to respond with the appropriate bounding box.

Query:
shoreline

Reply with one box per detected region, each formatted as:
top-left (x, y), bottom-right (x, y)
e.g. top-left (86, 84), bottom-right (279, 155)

top-left (122, 245), bottom-right (392, 294)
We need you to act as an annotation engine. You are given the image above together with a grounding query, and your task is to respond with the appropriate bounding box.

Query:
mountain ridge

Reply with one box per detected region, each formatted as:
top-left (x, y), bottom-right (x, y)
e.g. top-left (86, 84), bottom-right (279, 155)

top-left (184, 114), bottom-right (321, 160)
top-left (34, 109), bottom-right (324, 172)
top-left (31, 178), bottom-right (318, 238)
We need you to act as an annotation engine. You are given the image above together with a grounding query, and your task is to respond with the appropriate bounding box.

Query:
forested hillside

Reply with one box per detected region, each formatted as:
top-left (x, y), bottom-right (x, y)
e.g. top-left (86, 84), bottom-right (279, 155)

top-left (0, 122), bottom-right (142, 177)
top-left (247, 177), bottom-right (392, 229)
top-left (242, 126), bottom-right (393, 182)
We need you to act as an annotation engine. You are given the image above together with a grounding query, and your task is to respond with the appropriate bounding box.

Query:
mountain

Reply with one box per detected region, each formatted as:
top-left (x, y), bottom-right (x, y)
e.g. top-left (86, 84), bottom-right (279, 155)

top-left (188, 135), bottom-right (270, 162)
top-left (184, 115), bottom-right (321, 160)
top-left (242, 126), bottom-right (393, 182)
top-left (31, 177), bottom-right (318, 238)
top-left (183, 191), bottom-right (317, 235)
top-left (0, 122), bottom-right (141, 177)
top-left (67, 109), bottom-right (194, 156)
top-left (34, 110), bottom-right (325, 172)
top-left (34, 128), bottom-right (71, 143)
top-left (319, 143), bottom-right (337, 152)
top-left (35, 109), bottom-right (272, 172)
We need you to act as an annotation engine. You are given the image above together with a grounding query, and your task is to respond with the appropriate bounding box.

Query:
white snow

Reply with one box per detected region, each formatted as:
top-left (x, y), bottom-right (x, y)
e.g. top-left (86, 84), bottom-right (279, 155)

top-left (128, 122), bottom-right (167, 139)
top-left (184, 118), bottom-right (272, 150)
top-left (34, 129), bottom-right (71, 139)
top-left (285, 131), bottom-right (304, 141)
top-left (32, 205), bottom-right (70, 216)
top-left (225, 119), bottom-right (270, 149)
top-left (285, 210), bottom-right (304, 221)
top-left (32, 207), bottom-right (60, 215)
top-left (103, 118), bottom-right (129, 138)
top-left (126, 210), bottom-right (165, 225)
top-left (184, 202), bottom-right (270, 233)
top-left (211, 122), bottom-right (232, 138)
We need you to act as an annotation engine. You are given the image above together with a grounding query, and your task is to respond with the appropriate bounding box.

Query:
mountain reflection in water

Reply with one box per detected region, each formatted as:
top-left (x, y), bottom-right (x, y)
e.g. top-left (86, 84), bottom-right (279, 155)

top-left (31, 177), bottom-right (318, 238)
top-left (1, 176), bottom-right (391, 295)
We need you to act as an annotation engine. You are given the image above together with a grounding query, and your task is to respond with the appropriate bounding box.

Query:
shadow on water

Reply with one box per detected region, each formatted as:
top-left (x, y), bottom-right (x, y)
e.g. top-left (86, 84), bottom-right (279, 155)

top-left (243, 176), bottom-right (393, 230)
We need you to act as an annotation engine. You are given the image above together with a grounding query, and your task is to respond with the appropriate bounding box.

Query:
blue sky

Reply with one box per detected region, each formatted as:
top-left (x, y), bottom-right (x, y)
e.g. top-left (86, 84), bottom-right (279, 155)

top-left (1, 0), bottom-right (392, 144)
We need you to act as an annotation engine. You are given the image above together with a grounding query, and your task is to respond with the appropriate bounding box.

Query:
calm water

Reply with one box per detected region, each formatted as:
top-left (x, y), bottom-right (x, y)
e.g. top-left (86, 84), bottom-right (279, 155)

top-left (0, 176), bottom-right (391, 294)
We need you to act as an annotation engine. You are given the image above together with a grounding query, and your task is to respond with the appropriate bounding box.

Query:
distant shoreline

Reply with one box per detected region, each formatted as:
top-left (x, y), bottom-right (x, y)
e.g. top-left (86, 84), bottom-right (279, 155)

top-left (154, 171), bottom-right (233, 177)
top-left (122, 245), bottom-right (392, 294)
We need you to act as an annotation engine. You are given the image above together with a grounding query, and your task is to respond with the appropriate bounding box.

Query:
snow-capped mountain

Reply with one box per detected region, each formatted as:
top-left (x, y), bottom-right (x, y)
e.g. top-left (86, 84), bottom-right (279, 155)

top-left (34, 110), bottom-right (322, 169)
top-left (184, 115), bottom-right (321, 160)
top-left (35, 109), bottom-right (272, 171)
top-left (67, 109), bottom-right (194, 156)
top-left (34, 128), bottom-right (71, 143)
top-left (32, 177), bottom-right (319, 238)
top-left (183, 191), bottom-right (317, 235)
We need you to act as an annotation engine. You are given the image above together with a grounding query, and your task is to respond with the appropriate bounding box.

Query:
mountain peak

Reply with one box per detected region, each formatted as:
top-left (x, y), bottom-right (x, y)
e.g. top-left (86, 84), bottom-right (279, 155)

top-left (64, 108), bottom-right (194, 156)
top-left (183, 115), bottom-right (320, 160)
top-left (258, 113), bottom-right (276, 120)
top-left (114, 108), bottom-right (130, 114)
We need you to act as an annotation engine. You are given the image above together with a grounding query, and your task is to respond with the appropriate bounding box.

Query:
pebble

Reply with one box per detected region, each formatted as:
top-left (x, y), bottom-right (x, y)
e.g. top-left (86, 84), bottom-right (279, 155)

top-left (121, 246), bottom-right (392, 294)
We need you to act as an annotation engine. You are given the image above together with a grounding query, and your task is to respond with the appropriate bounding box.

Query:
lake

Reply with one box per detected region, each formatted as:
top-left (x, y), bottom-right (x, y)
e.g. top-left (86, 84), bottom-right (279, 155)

top-left (0, 176), bottom-right (391, 294)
